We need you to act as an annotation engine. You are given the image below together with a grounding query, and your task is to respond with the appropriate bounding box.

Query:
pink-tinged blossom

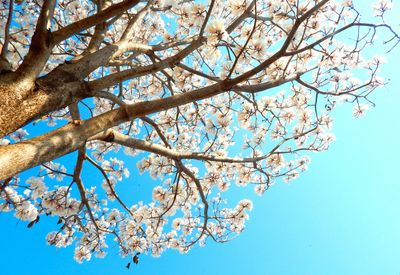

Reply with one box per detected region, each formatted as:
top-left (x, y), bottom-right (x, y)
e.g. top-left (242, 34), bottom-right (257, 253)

top-left (353, 104), bottom-right (370, 118)
top-left (373, 0), bottom-right (394, 16)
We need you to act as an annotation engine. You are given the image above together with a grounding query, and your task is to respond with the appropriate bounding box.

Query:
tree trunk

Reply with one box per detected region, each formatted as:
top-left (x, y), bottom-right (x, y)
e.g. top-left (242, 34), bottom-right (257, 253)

top-left (0, 71), bottom-right (91, 138)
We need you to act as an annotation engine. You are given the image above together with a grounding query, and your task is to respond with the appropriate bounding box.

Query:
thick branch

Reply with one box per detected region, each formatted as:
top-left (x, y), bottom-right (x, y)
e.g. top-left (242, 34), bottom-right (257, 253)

top-left (52, 0), bottom-right (141, 44)
top-left (99, 130), bottom-right (272, 163)
top-left (0, 107), bottom-right (128, 180)
top-left (88, 38), bottom-right (206, 92)
top-left (16, 0), bottom-right (57, 81)
top-left (0, 0), bottom-right (14, 63)
top-left (231, 70), bottom-right (311, 93)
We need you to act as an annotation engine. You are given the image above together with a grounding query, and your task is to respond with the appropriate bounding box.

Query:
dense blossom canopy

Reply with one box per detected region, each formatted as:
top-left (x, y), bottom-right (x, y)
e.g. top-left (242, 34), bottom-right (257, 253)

top-left (0, 0), bottom-right (397, 263)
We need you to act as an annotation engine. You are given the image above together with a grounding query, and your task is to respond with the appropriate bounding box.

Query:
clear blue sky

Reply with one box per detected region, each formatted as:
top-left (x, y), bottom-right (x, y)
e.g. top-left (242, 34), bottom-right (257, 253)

top-left (1, 2), bottom-right (400, 275)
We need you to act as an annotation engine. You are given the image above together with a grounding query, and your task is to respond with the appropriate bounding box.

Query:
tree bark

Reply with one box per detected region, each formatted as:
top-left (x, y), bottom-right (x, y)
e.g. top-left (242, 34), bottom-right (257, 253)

top-left (0, 71), bottom-right (91, 138)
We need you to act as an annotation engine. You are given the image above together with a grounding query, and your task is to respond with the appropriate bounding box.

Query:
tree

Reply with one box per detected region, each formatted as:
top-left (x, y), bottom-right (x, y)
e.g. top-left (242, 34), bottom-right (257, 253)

top-left (0, 0), bottom-right (398, 263)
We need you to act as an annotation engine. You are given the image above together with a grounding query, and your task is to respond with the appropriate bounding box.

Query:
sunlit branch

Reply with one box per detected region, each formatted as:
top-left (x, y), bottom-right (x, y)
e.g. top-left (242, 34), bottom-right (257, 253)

top-left (0, 0), bottom-right (14, 61)
top-left (52, 0), bottom-right (142, 44)
top-left (16, 0), bottom-right (57, 80)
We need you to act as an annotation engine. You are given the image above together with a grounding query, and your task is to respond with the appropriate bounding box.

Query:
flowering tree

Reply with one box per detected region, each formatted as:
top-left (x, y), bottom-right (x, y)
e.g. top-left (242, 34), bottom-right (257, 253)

top-left (0, 0), bottom-right (397, 263)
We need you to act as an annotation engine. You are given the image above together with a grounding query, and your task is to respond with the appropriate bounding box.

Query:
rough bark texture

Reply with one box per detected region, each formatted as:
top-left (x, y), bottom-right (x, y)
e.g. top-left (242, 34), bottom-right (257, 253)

top-left (0, 71), bottom-right (91, 138)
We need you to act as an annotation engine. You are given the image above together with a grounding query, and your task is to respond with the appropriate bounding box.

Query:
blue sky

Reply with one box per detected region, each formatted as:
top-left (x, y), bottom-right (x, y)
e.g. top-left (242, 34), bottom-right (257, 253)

top-left (1, 2), bottom-right (400, 275)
